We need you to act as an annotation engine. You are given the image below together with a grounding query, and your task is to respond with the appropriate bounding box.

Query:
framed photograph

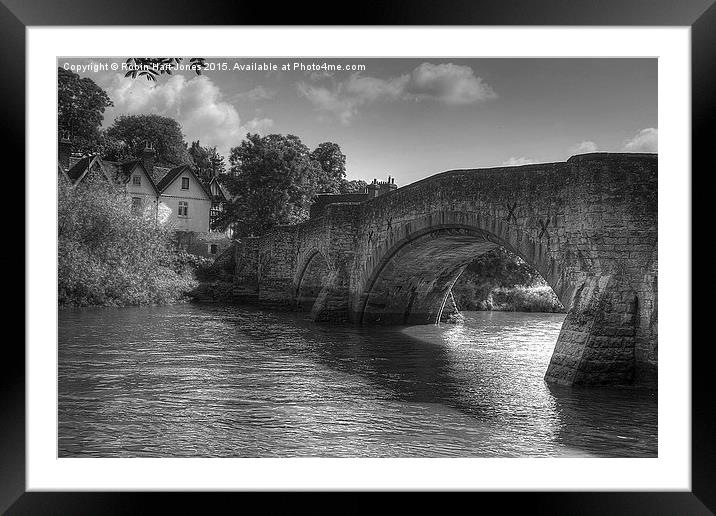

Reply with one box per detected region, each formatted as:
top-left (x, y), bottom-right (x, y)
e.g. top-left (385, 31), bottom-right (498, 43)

top-left (7, 0), bottom-right (711, 512)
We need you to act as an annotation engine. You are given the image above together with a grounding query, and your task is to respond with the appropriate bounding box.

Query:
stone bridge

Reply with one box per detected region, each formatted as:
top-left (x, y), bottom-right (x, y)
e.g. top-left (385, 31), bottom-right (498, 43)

top-left (233, 153), bottom-right (657, 386)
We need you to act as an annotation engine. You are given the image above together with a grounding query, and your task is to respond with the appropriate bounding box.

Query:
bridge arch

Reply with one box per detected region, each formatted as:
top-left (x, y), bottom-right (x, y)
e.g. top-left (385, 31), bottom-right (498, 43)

top-left (348, 207), bottom-right (643, 386)
top-left (351, 212), bottom-right (567, 325)
top-left (294, 248), bottom-right (331, 311)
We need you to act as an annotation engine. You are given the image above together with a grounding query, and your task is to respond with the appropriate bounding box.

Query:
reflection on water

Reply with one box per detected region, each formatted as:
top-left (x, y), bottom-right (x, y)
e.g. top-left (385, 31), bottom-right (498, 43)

top-left (58, 304), bottom-right (657, 457)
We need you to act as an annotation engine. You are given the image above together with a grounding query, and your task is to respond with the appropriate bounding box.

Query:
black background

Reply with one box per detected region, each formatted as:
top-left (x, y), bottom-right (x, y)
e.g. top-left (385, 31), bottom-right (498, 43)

top-left (3, 0), bottom-right (712, 513)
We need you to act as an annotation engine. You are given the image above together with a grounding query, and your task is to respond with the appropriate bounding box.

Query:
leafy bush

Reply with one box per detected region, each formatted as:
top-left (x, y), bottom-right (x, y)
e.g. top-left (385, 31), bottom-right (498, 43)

top-left (452, 247), bottom-right (565, 313)
top-left (488, 285), bottom-right (564, 313)
top-left (58, 176), bottom-right (198, 307)
top-left (162, 249), bottom-right (213, 275)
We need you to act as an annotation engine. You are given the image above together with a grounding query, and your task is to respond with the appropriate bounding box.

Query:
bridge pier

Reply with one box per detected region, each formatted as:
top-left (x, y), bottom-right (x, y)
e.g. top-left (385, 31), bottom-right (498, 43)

top-left (310, 268), bottom-right (351, 322)
top-left (545, 275), bottom-right (637, 386)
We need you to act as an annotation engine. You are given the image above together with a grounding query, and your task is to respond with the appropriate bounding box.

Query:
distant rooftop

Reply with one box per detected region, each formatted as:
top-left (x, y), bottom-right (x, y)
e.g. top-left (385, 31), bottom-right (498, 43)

top-left (309, 175), bottom-right (398, 219)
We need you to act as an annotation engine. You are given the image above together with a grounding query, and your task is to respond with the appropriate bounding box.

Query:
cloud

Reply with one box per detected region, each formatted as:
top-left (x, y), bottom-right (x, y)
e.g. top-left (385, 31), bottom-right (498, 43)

top-left (309, 70), bottom-right (335, 81)
top-left (242, 117), bottom-right (274, 133)
top-left (297, 62), bottom-right (496, 124)
top-left (622, 128), bottom-right (658, 152)
top-left (502, 157), bottom-right (535, 166)
top-left (344, 74), bottom-right (408, 102)
top-left (104, 74), bottom-right (272, 155)
top-left (404, 63), bottom-right (497, 104)
top-left (569, 140), bottom-right (599, 154)
top-left (296, 82), bottom-right (361, 125)
top-left (232, 85), bottom-right (276, 102)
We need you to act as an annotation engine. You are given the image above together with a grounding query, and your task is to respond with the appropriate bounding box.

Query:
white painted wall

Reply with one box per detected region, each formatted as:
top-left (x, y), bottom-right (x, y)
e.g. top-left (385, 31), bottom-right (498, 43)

top-left (123, 163), bottom-right (158, 220)
top-left (159, 170), bottom-right (211, 232)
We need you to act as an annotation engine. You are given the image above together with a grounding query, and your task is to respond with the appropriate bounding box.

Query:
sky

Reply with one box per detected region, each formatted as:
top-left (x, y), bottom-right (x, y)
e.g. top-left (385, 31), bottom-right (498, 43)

top-left (61, 58), bottom-right (657, 186)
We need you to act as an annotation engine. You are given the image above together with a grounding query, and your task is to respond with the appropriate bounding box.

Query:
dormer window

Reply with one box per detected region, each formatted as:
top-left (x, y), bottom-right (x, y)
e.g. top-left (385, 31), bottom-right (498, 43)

top-left (133, 175), bottom-right (141, 185)
top-left (181, 177), bottom-right (190, 190)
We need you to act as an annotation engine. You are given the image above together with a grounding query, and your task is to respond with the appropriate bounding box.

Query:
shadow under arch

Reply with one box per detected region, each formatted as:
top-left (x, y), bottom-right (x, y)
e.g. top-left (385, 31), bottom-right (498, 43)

top-left (353, 222), bottom-right (567, 326)
top-left (294, 248), bottom-right (331, 311)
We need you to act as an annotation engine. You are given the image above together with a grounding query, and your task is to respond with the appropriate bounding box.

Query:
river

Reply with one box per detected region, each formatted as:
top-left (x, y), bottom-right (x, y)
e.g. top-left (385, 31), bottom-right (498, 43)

top-left (58, 304), bottom-right (657, 457)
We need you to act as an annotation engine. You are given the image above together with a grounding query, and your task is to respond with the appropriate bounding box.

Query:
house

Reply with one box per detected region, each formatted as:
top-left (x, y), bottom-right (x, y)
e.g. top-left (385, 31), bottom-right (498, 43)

top-left (309, 176), bottom-right (397, 219)
top-left (58, 133), bottom-right (111, 185)
top-left (58, 135), bottom-right (232, 257)
top-left (208, 176), bottom-right (237, 238)
top-left (208, 176), bottom-right (228, 227)
top-left (61, 154), bottom-right (106, 183)
top-left (154, 164), bottom-right (212, 233)
top-left (102, 159), bottom-right (160, 218)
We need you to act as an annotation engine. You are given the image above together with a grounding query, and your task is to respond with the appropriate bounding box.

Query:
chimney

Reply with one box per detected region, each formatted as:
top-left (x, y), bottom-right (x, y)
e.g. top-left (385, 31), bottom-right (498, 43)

top-left (142, 141), bottom-right (155, 175)
top-left (366, 179), bottom-right (380, 199)
top-left (59, 131), bottom-right (72, 171)
top-left (377, 174), bottom-right (397, 196)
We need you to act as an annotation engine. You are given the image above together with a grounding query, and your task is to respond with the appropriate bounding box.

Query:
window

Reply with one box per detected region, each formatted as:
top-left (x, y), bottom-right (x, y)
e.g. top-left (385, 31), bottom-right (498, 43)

top-left (132, 175), bottom-right (141, 185)
top-left (209, 244), bottom-right (218, 255)
top-left (209, 205), bottom-right (222, 231)
top-left (181, 177), bottom-right (190, 190)
top-left (178, 201), bottom-right (188, 217)
top-left (131, 197), bottom-right (142, 214)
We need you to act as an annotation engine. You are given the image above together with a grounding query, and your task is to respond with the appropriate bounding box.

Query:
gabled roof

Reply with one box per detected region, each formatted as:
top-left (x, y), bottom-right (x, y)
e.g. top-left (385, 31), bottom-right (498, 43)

top-left (57, 162), bottom-right (68, 181)
top-left (65, 155), bottom-right (91, 183)
top-left (209, 177), bottom-right (232, 202)
top-left (155, 164), bottom-right (212, 199)
top-left (155, 165), bottom-right (186, 192)
top-left (101, 160), bottom-right (129, 179)
top-left (151, 166), bottom-right (172, 185)
top-left (63, 155), bottom-right (161, 194)
top-left (68, 155), bottom-right (83, 170)
top-left (65, 155), bottom-right (106, 184)
top-left (104, 159), bottom-right (160, 195)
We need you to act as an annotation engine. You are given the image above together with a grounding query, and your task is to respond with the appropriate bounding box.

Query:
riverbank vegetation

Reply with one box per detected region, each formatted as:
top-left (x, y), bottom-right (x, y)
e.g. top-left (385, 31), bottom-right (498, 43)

top-left (452, 248), bottom-right (565, 313)
top-left (58, 178), bottom-right (201, 308)
top-left (186, 246), bottom-right (237, 303)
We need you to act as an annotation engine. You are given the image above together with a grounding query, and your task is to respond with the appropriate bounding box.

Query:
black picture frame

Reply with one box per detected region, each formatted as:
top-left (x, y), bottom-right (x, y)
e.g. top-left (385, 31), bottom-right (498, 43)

top-left (5, 0), bottom-right (712, 513)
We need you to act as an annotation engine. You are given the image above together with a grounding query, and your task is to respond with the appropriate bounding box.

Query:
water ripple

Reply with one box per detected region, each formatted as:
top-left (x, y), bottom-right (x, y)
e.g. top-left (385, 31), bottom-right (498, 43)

top-left (58, 305), bottom-right (657, 457)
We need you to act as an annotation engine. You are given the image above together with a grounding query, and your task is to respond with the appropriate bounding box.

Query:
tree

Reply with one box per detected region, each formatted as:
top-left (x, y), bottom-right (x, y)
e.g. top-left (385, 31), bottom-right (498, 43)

top-left (463, 247), bottom-right (538, 288)
top-left (188, 141), bottom-right (211, 182)
top-left (98, 131), bottom-right (133, 163)
top-left (57, 67), bottom-right (113, 154)
top-left (188, 141), bottom-right (226, 184)
top-left (450, 247), bottom-right (552, 310)
top-left (123, 58), bottom-right (207, 82)
top-left (339, 179), bottom-right (368, 194)
top-left (311, 142), bottom-right (347, 194)
top-left (216, 133), bottom-right (323, 235)
top-left (104, 114), bottom-right (191, 166)
top-left (310, 142), bottom-right (368, 194)
top-left (207, 148), bottom-right (227, 177)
